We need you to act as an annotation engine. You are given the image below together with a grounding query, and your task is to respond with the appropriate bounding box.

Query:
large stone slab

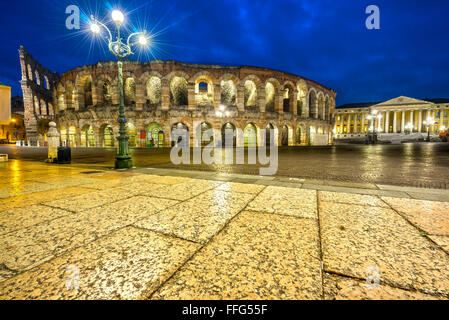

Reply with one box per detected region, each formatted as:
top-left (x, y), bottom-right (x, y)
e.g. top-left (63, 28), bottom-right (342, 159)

top-left (0, 227), bottom-right (199, 300)
top-left (319, 201), bottom-right (449, 296)
top-left (134, 190), bottom-right (253, 243)
top-left (247, 186), bottom-right (317, 219)
top-left (319, 191), bottom-right (388, 207)
top-left (152, 211), bottom-right (322, 300)
top-left (382, 197), bottom-right (449, 236)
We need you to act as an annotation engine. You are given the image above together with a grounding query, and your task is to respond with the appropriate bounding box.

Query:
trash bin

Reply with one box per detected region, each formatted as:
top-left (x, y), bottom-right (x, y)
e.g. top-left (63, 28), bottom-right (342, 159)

top-left (57, 147), bottom-right (71, 164)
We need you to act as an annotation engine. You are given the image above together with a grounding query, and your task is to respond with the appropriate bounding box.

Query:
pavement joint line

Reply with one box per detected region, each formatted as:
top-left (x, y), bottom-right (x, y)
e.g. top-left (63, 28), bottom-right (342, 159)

top-left (146, 184), bottom-right (266, 300)
top-left (378, 197), bottom-right (449, 259)
top-left (323, 268), bottom-right (448, 299)
top-left (316, 190), bottom-right (325, 300)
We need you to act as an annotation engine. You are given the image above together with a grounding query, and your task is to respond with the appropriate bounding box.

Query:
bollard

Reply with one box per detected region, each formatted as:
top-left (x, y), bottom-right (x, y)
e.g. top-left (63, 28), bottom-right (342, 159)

top-left (46, 122), bottom-right (61, 163)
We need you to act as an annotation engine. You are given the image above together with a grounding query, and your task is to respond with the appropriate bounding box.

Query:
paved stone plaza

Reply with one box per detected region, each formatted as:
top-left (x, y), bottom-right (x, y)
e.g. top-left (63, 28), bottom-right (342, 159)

top-left (0, 160), bottom-right (448, 300)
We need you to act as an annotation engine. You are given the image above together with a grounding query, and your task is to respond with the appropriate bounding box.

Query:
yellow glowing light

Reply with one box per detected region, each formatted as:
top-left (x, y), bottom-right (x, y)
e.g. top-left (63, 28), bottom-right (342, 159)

top-left (90, 23), bottom-right (100, 34)
top-left (111, 10), bottom-right (125, 24)
top-left (11, 118), bottom-right (16, 123)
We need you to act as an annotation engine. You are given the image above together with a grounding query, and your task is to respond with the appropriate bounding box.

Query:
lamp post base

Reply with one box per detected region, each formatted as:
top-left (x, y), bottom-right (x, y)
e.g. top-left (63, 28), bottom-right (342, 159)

top-left (115, 156), bottom-right (133, 169)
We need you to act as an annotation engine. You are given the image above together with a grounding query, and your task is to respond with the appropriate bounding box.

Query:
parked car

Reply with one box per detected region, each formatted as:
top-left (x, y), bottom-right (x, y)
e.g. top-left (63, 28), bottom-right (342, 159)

top-left (0, 139), bottom-right (9, 144)
top-left (439, 131), bottom-right (449, 142)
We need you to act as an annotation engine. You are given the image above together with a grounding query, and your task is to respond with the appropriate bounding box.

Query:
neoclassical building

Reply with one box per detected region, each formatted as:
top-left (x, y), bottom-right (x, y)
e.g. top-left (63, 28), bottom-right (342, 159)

top-left (334, 96), bottom-right (449, 140)
top-left (19, 46), bottom-right (336, 148)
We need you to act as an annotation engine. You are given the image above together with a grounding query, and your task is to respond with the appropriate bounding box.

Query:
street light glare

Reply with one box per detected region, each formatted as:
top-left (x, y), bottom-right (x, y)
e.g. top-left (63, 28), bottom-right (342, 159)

top-left (90, 23), bottom-right (100, 34)
top-left (111, 10), bottom-right (125, 24)
top-left (138, 35), bottom-right (148, 46)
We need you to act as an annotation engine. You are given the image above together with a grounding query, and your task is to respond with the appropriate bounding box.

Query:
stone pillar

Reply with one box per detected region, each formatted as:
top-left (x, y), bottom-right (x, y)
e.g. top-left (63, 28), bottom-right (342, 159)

top-left (346, 113), bottom-right (351, 133)
top-left (440, 108), bottom-right (444, 130)
top-left (161, 79), bottom-right (170, 111)
top-left (361, 112), bottom-right (366, 132)
top-left (258, 87), bottom-right (266, 113)
top-left (393, 111), bottom-right (398, 133)
top-left (385, 111), bottom-right (390, 133)
top-left (135, 82), bottom-right (145, 111)
top-left (187, 82), bottom-right (196, 111)
top-left (410, 110), bottom-right (414, 132)
top-left (91, 85), bottom-right (99, 106)
top-left (354, 113), bottom-right (359, 133)
top-left (418, 110), bottom-right (423, 133)
top-left (275, 92), bottom-right (283, 114)
top-left (401, 111), bottom-right (405, 133)
top-left (292, 92), bottom-right (298, 115)
top-left (236, 86), bottom-right (244, 112)
top-left (213, 85), bottom-right (221, 111)
top-left (46, 122), bottom-right (60, 163)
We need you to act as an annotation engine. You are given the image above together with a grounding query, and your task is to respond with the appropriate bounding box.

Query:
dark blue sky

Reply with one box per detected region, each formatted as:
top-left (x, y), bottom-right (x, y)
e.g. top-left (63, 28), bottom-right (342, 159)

top-left (1, 0), bottom-right (449, 105)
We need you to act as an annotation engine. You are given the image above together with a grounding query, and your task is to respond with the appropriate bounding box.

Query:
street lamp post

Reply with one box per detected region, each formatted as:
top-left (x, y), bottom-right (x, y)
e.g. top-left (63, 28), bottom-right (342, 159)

top-left (423, 117), bottom-right (434, 142)
top-left (90, 10), bottom-right (149, 169)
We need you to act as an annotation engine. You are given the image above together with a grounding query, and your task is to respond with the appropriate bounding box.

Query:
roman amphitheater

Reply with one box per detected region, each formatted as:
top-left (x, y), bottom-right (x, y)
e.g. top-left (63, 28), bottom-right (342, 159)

top-left (19, 46), bottom-right (336, 148)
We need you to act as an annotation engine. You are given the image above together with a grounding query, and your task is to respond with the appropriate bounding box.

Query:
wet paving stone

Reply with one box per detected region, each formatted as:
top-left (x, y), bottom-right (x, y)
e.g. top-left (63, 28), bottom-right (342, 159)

top-left (152, 211), bottom-right (322, 300)
top-left (319, 201), bottom-right (449, 297)
top-left (0, 227), bottom-right (199, 300)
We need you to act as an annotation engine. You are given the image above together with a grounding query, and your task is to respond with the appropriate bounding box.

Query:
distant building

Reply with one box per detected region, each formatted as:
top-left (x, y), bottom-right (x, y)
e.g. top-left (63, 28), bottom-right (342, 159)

top-left (334, 96), bottom-right (449, 141)
top-left (0, 95), bottom-right (26, 143)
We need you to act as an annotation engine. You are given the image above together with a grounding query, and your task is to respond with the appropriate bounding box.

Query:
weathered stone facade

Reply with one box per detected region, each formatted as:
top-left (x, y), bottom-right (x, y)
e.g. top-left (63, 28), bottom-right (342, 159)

top-left (19, 46), bottom-right (59, 146)
top-left (19, 47), bottom-right (337, 147)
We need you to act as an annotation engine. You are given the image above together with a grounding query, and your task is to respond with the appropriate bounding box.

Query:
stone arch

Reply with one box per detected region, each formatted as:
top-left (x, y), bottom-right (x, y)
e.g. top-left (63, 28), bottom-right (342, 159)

top-left (57, 84), bottom-right (66, 111)
top-left (244, 80), bottom-right (257, 107)
top-left (282, 82), bottom-right (295, 113)
top-left (44, 76), bottom-right (50, 90)
top-left (308, 89), bottom-right (318, 118)
top-left (296, 80), bottom-right (308, 117)
top-left (68, 126), bottom-right (77, 147)
top-left (33, 96), bottom-right (40, 114)
top-left (146, 122), bottom-right (164, 148)
top-left (296, 124), bottom-right (306, 145)
top-left (126, 122), bottom-right (138, 147)
top-left (197, 122), bottom-right (214, 146)
top-left (317, 92), bottom-right (325, 120)
top-left (193, 72), bottom-right (214, 106)
top-left (221, 122), bottom-right (236, 147)
top-left (76, 73), bottom-right (93, 108)
top-left (95, 75), bottom-right (113, 104)
top-left (100, 124), bottom-right (115, 147)
top-left (220, 78), bottom-right (237, 107)
top-left (244, 123), bottom-right (258, 147)
top-left (324, 95), bottom-right (331, 121)
top-left (124, 77), bottom-right (136, 106)
top-left (264, 123), bottom-right (278, 147)
top-left (171, 122), bottom-right (190, 147)
top-left (65, 81), bottom-right (75, 109)
top-left (265, 78), bottom-right (280, 112)
top-left (146, 76), bottom-right (162, 105)
top-left (34, 70), bottom-right (41, 86)
top-left (81, 124), bottom-right (95, 147)
top-left (169, 76), bottom-right (188, 107)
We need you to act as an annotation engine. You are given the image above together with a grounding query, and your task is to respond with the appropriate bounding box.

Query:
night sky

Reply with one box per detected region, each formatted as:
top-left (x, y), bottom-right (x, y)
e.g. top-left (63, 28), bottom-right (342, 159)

top-left (1, 0), bottom-right (449, 105)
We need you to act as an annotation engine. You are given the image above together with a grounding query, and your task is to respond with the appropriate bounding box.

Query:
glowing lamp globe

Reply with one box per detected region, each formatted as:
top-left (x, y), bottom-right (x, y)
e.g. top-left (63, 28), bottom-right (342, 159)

top-left (138, 35), bottom-right (148, 46)
top-left (90, 23), bottom-right (100, 34)
top-left (111, 10), bottom-right (125, 24)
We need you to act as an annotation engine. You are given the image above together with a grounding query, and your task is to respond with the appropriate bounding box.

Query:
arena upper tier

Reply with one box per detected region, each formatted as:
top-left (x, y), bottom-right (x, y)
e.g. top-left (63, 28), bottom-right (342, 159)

top-left (19, 46), bottom-right (336, 148)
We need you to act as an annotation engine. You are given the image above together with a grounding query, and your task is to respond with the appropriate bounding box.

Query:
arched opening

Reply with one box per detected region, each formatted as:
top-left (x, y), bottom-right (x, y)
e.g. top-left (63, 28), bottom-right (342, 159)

top-left (297, 82), bottom-right (307, 116)
top-left (101, 125), bottom-right (114, 148)
top-left (170, 76), bottom-right (188, 106)
top-left (283, 85), bottom-right (294, 113)
top-left (265, 123), bottom-right (276, 147)
top-left (265, 82), bottom-right (275, 112)
top-left (296, 126), bottom-right (303, 145)
top-left (244, 123), bottom-right (257, 147)
top-left (102, 80), bottom-right (112, 104)
top-left (60, 126), bottom-right (67, 146)
top-left (146, 76), bottom-right (161, 105)
top-left (318, 94), bottom-right (325, 120)
top-left (220, 80), bottom-right (236, 107)
top-left (147, 122), bottom-right (164, 148)
top-left (27, 65), bottom-right (33, 80)
top-left (81, 125), bottom-right (95, 147)
top-left (309, 91), bottom-right (317, 118)
top-left (281, 125), bottom-right (289, 146)
top-left (221, 123), bottom-right (236, 147)
top-left (195, 77), bottom-right (213, 106)
top-left (68, 126), bottom-right (77, 147)
top-left (34, 70), bottom-right (41, 86)
top-left (125, 78), bottom-right (136, 105)
top-left (198, 122), bottom-right (214, 147)
top-left (126, 123), bottom-right (138, 148)
top-left (244, 80), bottom-right (257, 107)
top-left (40, 99), bottom-right (47, 115)
top-left (44, 76), bottom-right (50, 90)
top-left (171, 122), bottom-right (189, 147)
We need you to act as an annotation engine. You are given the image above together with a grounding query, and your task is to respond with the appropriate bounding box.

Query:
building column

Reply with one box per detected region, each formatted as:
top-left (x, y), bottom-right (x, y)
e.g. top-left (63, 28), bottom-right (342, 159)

top-left (213, 84), bottom-right (221, 111)
top-left (236, 86), bottom-right (245, 112)
top-left (361, 112), bottom-right (366, 132)
top-left (187, 82), bottom-right (196, 111)
top-left (258, 87), bottom-right (266, 113)
top-left (346, 113), bottom-right (351, 133)
top-left (353, 113), bottom-right (359, 133)
top-left (161, 79), bottom-right (170, 111)
top-left (439, 108), bottom-right (444, 131)
top-left (410, 110), bottom-right (414, 132)
top-left (418, 110), bottom-right (422, 133)
top-left (401, 111), bottom-right (405, 133)
top-left (385, 111), bottom-right (390, 133)
top-left (393, 111), bottom-right (398, 133)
